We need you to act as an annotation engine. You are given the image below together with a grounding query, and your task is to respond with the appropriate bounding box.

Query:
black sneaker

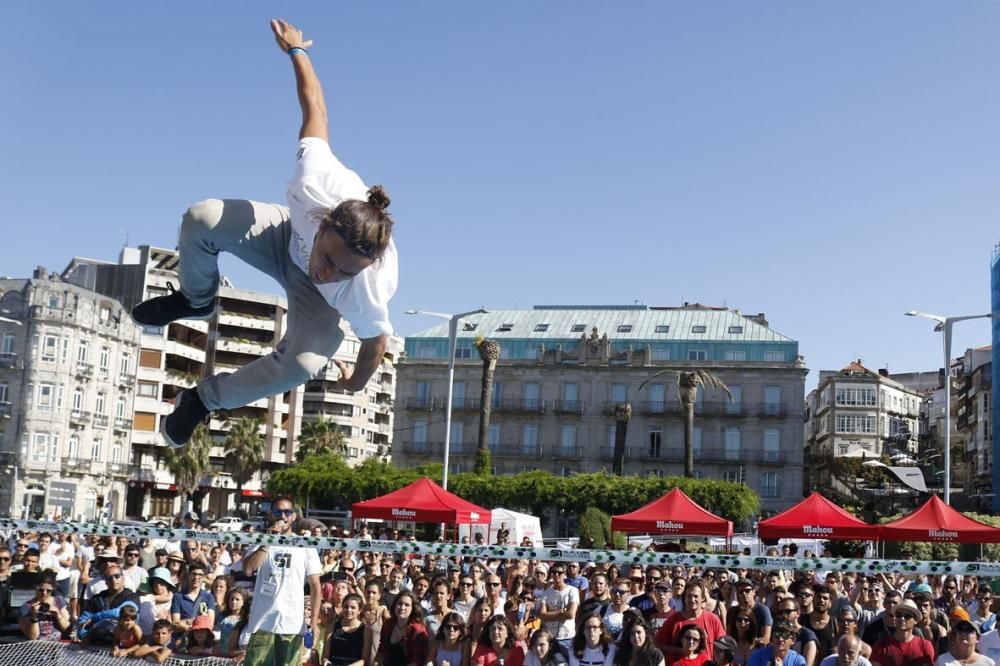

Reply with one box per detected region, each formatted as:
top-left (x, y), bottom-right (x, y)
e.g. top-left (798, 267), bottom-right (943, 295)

top-left (132, 282), bottom-right (215, 327)
top-left (161, 388), bottom-right (211, 449)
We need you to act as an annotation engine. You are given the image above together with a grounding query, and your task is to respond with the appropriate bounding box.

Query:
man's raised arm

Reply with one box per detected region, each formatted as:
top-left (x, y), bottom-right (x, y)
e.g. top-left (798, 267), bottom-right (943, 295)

top-left (270, 18), bottom-right (328, 142)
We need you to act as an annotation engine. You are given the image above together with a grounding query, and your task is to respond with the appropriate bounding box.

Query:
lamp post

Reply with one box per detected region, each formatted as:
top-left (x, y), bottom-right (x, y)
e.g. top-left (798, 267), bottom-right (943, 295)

top-left (405, 308), bottom-right (488, 490)
top-left (905, 310), bottom-right (1000, 504)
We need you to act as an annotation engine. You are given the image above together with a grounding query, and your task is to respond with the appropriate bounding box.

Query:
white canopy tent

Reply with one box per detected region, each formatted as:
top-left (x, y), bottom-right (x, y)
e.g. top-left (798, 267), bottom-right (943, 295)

top-left (459, 507), bottom-right (543, 545)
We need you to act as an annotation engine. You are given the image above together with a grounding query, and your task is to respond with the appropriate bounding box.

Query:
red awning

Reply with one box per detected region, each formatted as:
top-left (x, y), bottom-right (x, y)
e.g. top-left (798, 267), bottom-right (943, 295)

top-left (351, 477), bottom-right (491, 525)
top-left (611, 488), bottom-right (733, 537)
top-left (242, 490), bottom-right (266, 498)
top-left (880, 495), bottom-right (1000, 543)
top-left (758, 492), bottom-right (881, 541)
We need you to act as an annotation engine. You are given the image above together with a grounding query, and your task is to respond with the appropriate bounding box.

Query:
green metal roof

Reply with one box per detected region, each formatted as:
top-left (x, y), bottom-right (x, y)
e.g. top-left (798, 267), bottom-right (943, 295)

top-left (406, 305), bottom-right (795, 343)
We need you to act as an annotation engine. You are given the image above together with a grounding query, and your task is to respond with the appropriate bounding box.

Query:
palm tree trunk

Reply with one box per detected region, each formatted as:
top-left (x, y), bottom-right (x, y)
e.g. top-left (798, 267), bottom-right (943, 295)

top-left (477, 359), bottom-right (496, 455)
top-left (679, 385), bottom-right (698, 477)
top-left (613, 403), bottom-right (631, 476)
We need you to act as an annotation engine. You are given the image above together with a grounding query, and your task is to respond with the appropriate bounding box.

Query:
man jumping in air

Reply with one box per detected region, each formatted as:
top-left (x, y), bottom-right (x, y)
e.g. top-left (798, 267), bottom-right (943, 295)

top-left (132, 19), bottom-right (398, 449)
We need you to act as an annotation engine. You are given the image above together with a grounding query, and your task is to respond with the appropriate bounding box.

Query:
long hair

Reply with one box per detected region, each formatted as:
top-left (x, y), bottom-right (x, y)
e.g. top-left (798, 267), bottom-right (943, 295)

top-left (573, 611), bottom-right (613, 657)
top-left (435, 611), bottom-right (467, 642)
top-left (310, 185), bottom-right (394, 262)
top-left (479, 615), bottom-right (516, 649)
top-left (614, 618), bottom-right (662, 666)
top-left (727, 607), bottom-right (759, 643)
top-left (531, 629), bottom-right (568, 666)
top-left (390, 590), bottom-right (425, 627)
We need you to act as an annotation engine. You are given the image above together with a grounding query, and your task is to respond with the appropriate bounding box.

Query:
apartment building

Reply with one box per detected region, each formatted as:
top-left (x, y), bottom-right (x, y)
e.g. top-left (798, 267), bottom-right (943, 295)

top-left (65, 245), bottom-right (399, 519)
top-left (804, 360), bottom-right (925, 493)
top-left (0, 268), bottom-right (141, 520)
top-left (956, 345), bottom-right (992, 507)
top-left (394, 304), bottom-right (807, 512)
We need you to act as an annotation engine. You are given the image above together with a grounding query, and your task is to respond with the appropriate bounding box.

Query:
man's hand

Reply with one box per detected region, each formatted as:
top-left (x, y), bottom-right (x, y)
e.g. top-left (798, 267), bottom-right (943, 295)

top-left (271, 19), bottom-right (313, 53)
top-left (332, 360), bottom-right (355, 392)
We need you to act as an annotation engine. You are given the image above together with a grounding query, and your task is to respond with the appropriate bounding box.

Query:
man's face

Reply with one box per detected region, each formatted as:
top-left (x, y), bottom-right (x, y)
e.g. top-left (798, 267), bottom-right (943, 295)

top-left (592, 576), bottom-right (608, 596)
top-left (415, 579), bottom-right (430, 597)
top-left (944, 580), bottom-right (958, 599)
top-left (884, 595), bottom-right (900, 614)
top-left (815, 592), bottom-right (831, 611)
top-left (308, 227), bottom-right (373, 284)
top-left (23, 554), bottom-right (39, 571)
top-left (685, 587), bottom-right (704, 612)
top-left (39, 536), bottom-right (51, 549)
top-left (771, 633), bottom-right (794, 657)
top-left (568, 563), bottom-right (580, 578)
top-left (389, 569), bottom-right (402, 587)
top-left (737, 585), bottom-right (756, 606)
top-left (550, 568), bottom-right (566, 589)
top-left (0, 551), bottom-right (10, 571)
top-left (826, 573), bottom-right (841, 590)
top-left (673, 577), bottom-right (686, 597)
top-left (105, 566), bottom-right (125, 592)
top-left (778, 604), bottom-right (798, 624)
top-left (487, 576), bottom-right (503, 595)
top-left (917, 599), bottom-right (932, 621)
top-left (189, 569), bottom-right (206, 589)
top-left (646, 569), bottom-right (663, 588)
top-left (124, 549), bottom-right (140, 566)
top-left (153, 626), bottom-right (171, 646)
top-left (270, 502), bottom-right (295, 531)
top-left (837, 641), bottom-right (861, 666)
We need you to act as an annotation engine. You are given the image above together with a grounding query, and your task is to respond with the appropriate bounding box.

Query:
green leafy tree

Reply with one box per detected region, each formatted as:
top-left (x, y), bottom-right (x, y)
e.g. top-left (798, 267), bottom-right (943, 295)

top-left (165, 423), bottom-right (213, 507)
top-left (296, 416), bottom-right (348, 463)
top-left (640, 369), bottom-right (731, 477)
top-left (222, 416), bottom-right (265, 514)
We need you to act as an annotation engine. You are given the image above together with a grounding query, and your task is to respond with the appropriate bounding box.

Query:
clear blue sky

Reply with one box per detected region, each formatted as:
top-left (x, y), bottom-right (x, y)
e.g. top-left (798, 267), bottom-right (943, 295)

top-left (3, 2), bottom-right (999, 388)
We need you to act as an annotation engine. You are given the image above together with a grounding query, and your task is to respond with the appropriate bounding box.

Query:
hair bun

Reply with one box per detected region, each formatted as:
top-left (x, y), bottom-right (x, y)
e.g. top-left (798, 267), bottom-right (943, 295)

top-left (367, 185), bottom-right (391, 211)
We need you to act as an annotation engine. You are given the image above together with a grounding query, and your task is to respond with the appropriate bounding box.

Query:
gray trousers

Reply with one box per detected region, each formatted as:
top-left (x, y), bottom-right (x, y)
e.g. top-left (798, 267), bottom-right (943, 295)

top-left (177, 199), bottom-right (344, 411)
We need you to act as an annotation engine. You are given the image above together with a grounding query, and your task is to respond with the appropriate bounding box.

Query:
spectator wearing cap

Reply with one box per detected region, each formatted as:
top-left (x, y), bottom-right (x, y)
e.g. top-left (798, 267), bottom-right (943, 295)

top-left (182, 511), bottom-right (201, 530)
top-left (140, 566), bottom-right (176, 634)
top-left (935, 619), bottom-right (993, 666)
top-left (170, 562), bottom-right (216, 632)
top-left (121, 543), bottom-right (148, 592)
top-left (565, 562), bottom-right (590, 593)
top-left (869, 599), bottom-right (936, 666)
top-left (82, 550), bottom-right (121, 601)
top-left (165, 551), bottom-right (186, 588)
top-left (734, 577), bottom-right (774, 645)
top-left (712, 636), bottom-right (737, 665)
top-left (833, 605), bottom-right (872, 661)
top-left (747, 621), bottom-right (806, 666)
top-left (819, 634), bottom-right (872, 666)
top-left (150, 548), bottom-right (170, 573)
top-left (655, 580), bottom-right (725, 661)
top-left (862, 589), bottom-right (904, 647)
top-left (645, 579), bottom-right (674, 633)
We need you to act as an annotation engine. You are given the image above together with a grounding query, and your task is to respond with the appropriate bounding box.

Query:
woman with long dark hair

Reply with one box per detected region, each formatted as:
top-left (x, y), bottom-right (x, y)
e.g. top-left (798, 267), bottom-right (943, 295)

top-left (325, 593), bottom-right (371, 666)
top-left (725, 607), bottom-right (759, 665)
top-left (427, 611), bottom-right (469, 666)
top-left (376, 591), bottom-right (429, 666)
top-left (526, 629), bottom-right (569, 666)
top-left (668, 625), bottom-right (710, 666)
top-left (570, 612), bottom-right (616, 666)
top-left (468, 598), bottom-right (495, 646)
top-left (471, 615), bottom-right (527, 666)
top-left (614, 619), bottom-right (664, 666)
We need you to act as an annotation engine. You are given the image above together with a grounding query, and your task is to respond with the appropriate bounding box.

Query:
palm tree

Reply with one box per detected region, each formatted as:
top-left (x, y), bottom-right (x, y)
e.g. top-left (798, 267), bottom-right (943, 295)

top-left (165, 423), bottom-right (213, 510)
top-left (612, 402), bottom-right (632, 476)
top-left (296, 415), bottom-right (348, 463)
top-left (474, 337), bottom-right (501, 476)
top-left (222, 416), bottom-right (265, 515)
top-left (639, 369), bottom-right (731, 477)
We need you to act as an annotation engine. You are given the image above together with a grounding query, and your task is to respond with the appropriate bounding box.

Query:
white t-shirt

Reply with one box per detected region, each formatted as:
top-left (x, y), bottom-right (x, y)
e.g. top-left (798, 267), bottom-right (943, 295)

top-left (569, 644), bottom-right (616, 666)
top-left (49, 541), bottom-right (74, 581)
top-left (935, 654), bottom-right (995, 666)
top-left (980, 631), bottom-right (1000, 665)
top-left (122, 564), bottom-right (148, 592)
top-left (247, 545), bottom-right (322, 635)
top-left (819, 657), bottom-right (871, 666)
top-left (286, 137), bottom-right (398, 339)
top-left (543, 584), bottom-right (580, 639)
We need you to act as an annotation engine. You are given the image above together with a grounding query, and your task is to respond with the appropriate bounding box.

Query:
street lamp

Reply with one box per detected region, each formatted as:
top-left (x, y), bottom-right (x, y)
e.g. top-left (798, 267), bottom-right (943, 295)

top-left (405, 308), bottom-right (488, 490)
top-left (905, 310), bottom-right (1000, 504)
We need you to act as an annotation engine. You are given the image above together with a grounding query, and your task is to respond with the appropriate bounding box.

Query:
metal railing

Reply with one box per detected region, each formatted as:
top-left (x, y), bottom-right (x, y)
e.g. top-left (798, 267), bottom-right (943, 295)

top-left (496, 399), bottom-right (545, 414)
top-left (600, 446), bottom-right (633, 462)
top-left (405, 397), bottom-right (435, 410)
top-left (553, 400), bottom-right (585, 414)
top-left (0, 352), bottom-right (17, 368)
top-left (93, 414), bottom-right (110, 428)
top-left (550, 445), bottom-right (583, 459)
top-left (757, 402), bottom-right (788, 417)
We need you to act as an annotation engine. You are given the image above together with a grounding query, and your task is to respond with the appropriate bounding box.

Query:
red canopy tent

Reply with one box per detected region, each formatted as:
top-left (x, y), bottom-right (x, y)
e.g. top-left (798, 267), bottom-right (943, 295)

top-left (611, 488), bottom-right (733, 536)
top-left (758, 492), bottom-right (881, 541)
top-left (351, 477), bottom-right (491, 525)
top-left (880, 495), bottom-right (1000, 543)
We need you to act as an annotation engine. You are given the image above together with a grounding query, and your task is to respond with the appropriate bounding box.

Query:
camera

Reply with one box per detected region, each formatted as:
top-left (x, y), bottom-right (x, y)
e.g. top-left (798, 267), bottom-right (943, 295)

top-left (38, 603), bottom-right (50, 614)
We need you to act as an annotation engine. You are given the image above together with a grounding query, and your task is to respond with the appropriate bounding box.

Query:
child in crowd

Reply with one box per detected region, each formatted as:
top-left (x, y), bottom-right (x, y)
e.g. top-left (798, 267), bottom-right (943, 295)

top-left (187, 614), bottom-right (217, 656)
top-left (130, 618), bottom-right (174, 664)
top-left (111, 605), bottom-right (143, 657)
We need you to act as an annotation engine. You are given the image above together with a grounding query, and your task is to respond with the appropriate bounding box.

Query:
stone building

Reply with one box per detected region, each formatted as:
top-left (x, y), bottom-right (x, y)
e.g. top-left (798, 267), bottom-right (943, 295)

top-left (394, 304), bottom-right (807, 514)
top-left (0, 268), bottom-right (141, 520)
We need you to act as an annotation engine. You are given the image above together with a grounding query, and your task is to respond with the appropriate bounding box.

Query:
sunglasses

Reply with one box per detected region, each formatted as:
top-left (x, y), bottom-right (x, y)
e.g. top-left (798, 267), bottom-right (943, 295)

top-left (16, 544), bottom-right (27, 548)
top-left (0, 557), bottom-right (10, 562)
top-left (613, 589), bottom-right (630, 595)
top-left (272, 508), bottom-right (295, 517)
top-left (777, 608), bottom-right (795, 615)
top-left (37, 588), bottom-right (54, 594)
top-left (104, 573), bottom-right (123, 581)
top-left (444, 625), bottom-right (461, 631)
top-left (460, 582), bottom-right (474, 587)
top-left (683, 635), bottom-right (700, 642)
top-left (342, 568), bottom-right (354, 572)
top-left (126, 552), bottom-right (140, 557)
top-left (487, 582), bottom-right (502, 587)
top-left (735, 617), bottom-right (752, 624)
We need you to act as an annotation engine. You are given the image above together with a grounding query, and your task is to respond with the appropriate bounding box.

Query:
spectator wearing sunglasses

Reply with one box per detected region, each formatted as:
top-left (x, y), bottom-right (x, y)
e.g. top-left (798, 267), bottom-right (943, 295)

top-left (18, 572), bottom-right (70, 640)
top-left (80, 562), bottom-right (140, 646)
top-left (170, 561), bottom-right (216, 632)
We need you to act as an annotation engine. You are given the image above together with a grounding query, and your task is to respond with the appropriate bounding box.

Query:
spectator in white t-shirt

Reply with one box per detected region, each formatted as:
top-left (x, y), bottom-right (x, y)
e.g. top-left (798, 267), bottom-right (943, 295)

top-left (241, 496), bottom-right (322, 664)
top-left (540, 565), bottom-right (580, 650)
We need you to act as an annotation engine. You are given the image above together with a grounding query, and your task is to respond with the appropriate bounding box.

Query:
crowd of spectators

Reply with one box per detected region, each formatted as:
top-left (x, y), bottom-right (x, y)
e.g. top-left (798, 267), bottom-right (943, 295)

top-left (0, 510), bottom-right (998, 666)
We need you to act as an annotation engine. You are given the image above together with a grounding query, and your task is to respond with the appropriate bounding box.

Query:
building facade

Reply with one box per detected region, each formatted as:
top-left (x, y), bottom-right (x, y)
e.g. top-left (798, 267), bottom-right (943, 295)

top-left (65, 245), bottom-right (399, 520)
top-left (956, 346), bottom-right (992, 508)
top-left (804, 361), bottom-right (925, 497)
top-left (395, 304), bottom-right (807, 513)
top-left (992, 244), bottom-right (1000, 511)
top-left (0, 268), bottom-right (141, 520)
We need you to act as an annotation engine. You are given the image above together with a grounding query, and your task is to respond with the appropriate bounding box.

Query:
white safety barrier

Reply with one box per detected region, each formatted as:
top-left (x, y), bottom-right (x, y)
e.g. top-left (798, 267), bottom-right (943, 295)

top-left (1, 518), bottom-right (995, 577)
top-left (0, 640), bottom-right (232, 665)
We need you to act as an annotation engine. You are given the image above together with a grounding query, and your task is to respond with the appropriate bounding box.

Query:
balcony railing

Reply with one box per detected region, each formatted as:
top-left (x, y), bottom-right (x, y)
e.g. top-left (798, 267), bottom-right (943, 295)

top-left (600, 446), bottom-right (633, 462)
top-left (0, 352), bottom-right (16, 368)
top-left (75, 362), bottom-right (94, 378)
top-left (493, 444), bottom-right (543, 459)
top-left (93, 414), bottom-right (110, 428)
top-left (64, 457), bottom-right (89, 471)
top-left (114, 418), bottom-right (133, 432)
top-left (0, 402), bottom-right (11, 419)
top-left (405, 397), bottom-right (435, 411)
top-left (117, 373), bottom-right (137, 388)
top-left (69, 410), bottom-right (91, 425)
top-left (553, 400), bottom-right (585, 415)
top-left (550, 445), bottom-right (583, 459)
top-left (497, 399), bottom-right (545, 414)
top-left (639, 448), bottom-right (669, 462)
top-left (705, 401), bottom-right (743, 417)
top-left (639, 401), bottom-right (671, 415)
top-left (757, 402), bottom-right (789, 418)
top-left (400, 440), bottom-right (441, 455)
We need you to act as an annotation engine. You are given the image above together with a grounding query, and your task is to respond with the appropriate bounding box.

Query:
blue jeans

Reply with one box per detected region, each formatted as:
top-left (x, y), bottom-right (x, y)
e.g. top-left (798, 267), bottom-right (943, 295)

top-left (177, 199), bottom-right (344, 411)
